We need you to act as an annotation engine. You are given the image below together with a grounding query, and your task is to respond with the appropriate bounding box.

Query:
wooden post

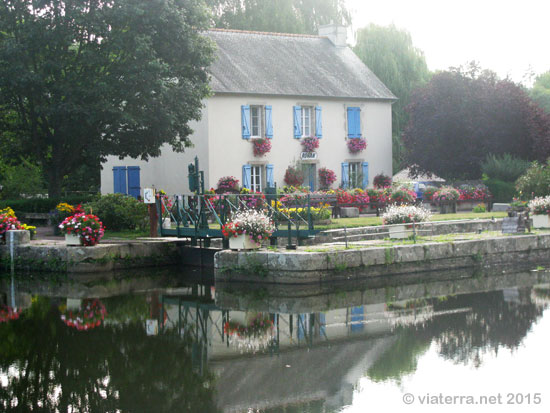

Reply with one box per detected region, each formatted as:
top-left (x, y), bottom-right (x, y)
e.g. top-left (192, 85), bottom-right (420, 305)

top-left (148, 204), bottom-right (158, 237)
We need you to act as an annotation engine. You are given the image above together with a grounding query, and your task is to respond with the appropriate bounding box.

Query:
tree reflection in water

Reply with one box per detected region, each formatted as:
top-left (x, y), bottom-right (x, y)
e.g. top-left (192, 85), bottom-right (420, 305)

top-left (367, 287), bottom-right (547, 382)
top-left (0, 296), bottom-right (219, 413)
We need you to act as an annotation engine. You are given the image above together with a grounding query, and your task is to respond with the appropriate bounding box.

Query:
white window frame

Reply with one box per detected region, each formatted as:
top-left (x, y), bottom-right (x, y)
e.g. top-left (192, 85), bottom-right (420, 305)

top-left (250, 105), bottom-right (264, 138)
top-left (349, 162), bottom-right (362, 189)
top-left (250, 165), bottom-right (263, 192)
top-left (301, 106), bottom-right (314, 138)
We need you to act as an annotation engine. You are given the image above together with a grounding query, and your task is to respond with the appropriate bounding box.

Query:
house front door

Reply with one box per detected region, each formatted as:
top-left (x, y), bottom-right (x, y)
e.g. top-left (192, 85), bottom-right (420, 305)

top-left (302, 164), bottom-right (316, 191)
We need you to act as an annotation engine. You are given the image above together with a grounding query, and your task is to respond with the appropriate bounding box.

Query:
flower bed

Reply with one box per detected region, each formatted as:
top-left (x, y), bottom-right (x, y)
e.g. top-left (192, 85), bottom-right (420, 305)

top-left (59, 299), bottom-right (107, 331)
top-left (347, 138), bottom-right (367, 154)
top-left (252, 138), bottom-right (272, 157)
top-left (58, 213), bottom-right (105, 246)
top-left (222, 210), bottom-right (275, 243)
top-left (458, 185), bottom-right (491, 201)
top-left (382, 204), bottom-right (432, 225)
top-left (528, 196), bottom-right (550, 215)
top-left (278, 205), bottom-right (331, 221)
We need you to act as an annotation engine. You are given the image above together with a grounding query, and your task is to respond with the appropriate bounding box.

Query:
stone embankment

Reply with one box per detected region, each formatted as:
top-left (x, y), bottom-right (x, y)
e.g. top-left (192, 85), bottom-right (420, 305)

top-left (215, 231), bottom-right (550, 284)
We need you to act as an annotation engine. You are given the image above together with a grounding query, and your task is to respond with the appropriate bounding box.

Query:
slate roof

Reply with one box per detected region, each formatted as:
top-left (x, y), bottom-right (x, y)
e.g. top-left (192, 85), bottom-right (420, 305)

top-left (205, 29), bottom-right (397, 100)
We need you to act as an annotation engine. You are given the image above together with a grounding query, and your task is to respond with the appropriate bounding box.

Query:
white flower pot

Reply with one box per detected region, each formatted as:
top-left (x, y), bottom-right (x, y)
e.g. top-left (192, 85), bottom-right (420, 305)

top-left (162, 218), bottom-right (171, 229)
top-left (229, 234), bottom-right (261, 250)
top-left (532, 214), bottom-right (550, 228)
top-left (65, 233), bottom-right (81, 246)
top-left (389, 224), bottom-right (412, 239)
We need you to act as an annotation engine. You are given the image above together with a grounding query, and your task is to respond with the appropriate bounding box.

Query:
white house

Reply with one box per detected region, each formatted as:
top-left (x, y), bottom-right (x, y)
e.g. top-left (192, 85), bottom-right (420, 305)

top-left (100, 25), bottom-right (396, 197)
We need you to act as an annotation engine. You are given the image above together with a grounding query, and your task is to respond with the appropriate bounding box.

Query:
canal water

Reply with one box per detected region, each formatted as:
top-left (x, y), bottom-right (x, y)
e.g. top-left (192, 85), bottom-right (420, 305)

top-left (1, 266), bottom-right (549, 412)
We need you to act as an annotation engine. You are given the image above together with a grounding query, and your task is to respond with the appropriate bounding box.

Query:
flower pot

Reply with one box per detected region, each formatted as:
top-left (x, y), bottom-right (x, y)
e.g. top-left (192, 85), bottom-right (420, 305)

top-left (65, 233), bottom-right (81, 246)
top-left (532, 214), bottom-right (550, 229)
top-left (162, 218), bottom-right (171, 229)
top-left (229, 234), bottom-right (261, 250)
top-left (389, 224), bottom-right (412, 239)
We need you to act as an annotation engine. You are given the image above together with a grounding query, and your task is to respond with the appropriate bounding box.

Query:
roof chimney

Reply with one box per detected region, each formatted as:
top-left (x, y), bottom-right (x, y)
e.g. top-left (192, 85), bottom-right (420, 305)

top-left (318, 23), bottom-right (347, 47)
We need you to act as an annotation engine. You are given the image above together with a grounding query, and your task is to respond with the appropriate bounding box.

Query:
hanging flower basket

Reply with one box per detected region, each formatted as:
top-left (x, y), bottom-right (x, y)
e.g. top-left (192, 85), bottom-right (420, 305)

top-left (59, 299), bottom-right (107, 331)
top-left (252, 138), bottom-right (272, 157)
top-left (301, 136), bottom-right (320, 152)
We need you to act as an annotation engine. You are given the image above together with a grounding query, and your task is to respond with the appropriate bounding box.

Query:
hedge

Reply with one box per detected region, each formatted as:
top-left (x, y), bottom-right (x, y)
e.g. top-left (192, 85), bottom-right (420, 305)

top-left (0, 194), bottom-right (98, 216)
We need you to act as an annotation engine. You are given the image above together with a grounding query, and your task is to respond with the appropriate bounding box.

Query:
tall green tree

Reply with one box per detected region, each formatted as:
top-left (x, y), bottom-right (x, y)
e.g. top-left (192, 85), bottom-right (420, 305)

top-left (0, 0), bottom-right (214, 197)
top-left (353, 24), bottom-right (430, 173)
top-left (530, 71), bottom-right (550, 113)
top-left (207, 0), bottom-right (351, 34)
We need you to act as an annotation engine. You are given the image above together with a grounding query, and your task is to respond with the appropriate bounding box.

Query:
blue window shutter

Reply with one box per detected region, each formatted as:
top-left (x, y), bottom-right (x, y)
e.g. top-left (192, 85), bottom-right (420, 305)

top-left (315, 106), bottom-right (322, 138)
top-left (341, 162), bottom-right (349, 189)
top-left (265, 106), bottom-right (273, 138)
top-left (293, 106), bottom-right (302, 138)
top-left (347, 107), bottom-right (361, 138)
top-left (266, 164), bottom-right (274, 187)
top-left (127, 166), bottom-right (141, 199)
top-left (242, 165), bottom-right (252, 189)
top-left (113, 167), bottom-right (127, 194)
top-left (241, 105), bottom-right (251, 139)
top-left (362, 162), bottom-right (369, 189)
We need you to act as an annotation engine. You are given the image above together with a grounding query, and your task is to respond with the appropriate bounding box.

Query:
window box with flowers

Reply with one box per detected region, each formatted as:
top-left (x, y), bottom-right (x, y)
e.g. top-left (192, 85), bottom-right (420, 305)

top-left (58, 213), bottom-right (105, 246)
top-left (222, 210), bottom-right (275, 250)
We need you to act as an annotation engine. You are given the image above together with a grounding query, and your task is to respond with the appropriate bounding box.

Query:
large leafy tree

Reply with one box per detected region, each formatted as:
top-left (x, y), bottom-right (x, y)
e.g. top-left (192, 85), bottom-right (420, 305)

top-left (0, 0), bottom-right (214, 197)
top-left (207, 0), bottom-right (351, 34)
top-left (353, 24), bottom-right (430, 173)
top-left (403, 64), bottom-right (550, 180)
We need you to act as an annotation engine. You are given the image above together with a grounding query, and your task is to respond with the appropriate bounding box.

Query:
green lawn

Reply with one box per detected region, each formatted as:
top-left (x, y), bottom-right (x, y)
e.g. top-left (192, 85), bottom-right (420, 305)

top-left (103, 211), bottom-right (508, 239)
top-left (315, 211), bottom-right (508, 230)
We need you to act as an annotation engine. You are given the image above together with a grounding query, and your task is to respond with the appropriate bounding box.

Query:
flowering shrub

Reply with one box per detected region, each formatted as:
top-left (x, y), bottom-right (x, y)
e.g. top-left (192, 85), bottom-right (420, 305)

top-left (239, 188), bottom-right (265, 209)
top-left (217, 176), bottom-right (240, 193)
top-left (347, 138), bottom-right (367, 154)
top-left (318, 167), bottom-right (337, 189)
top-left (382, 205), bottom-right (432, 225)
top-left (373, 173), bottom-right (392, 188)
top-left (432, 187), bottom-right (460, 202)
top-left (222, 210), bottom-right (275, 243)
top-left (0, 306), bottom-right (21, 323)
top-left (389, 188), bottom-right (417, 205)
top-left (0, 214), bottom-right (22, 241)
top-left (283, 165), bottom-right (305, 187)
top-left (58, 213), bottom-right (105, 246)
top-left (0, 207), bottom-right (15, 218)
top-left (422, 186), bottom-right (439, 201)
top-left (301, 136), bottom-right (320, 152)
top-left (528, 196), bottom-right (550, 215)
top-left (367, 188), bottom-right (390, 204)
top-left (59, 299), bottom-right (107, 331)
top-left (458, 185), bottom-right (491, 201)
top-left (252, 138), bottom-right (272, 157)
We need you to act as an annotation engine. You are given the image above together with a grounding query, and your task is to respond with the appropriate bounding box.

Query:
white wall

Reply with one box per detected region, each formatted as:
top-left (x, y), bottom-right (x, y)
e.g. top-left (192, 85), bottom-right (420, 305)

top-left (100, 94), bottom-right (392, 195)
top-left (100, 103), bottom-right (210, 195)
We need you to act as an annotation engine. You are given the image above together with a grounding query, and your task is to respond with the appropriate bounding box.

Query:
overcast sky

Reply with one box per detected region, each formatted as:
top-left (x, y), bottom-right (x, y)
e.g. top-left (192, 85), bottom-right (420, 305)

top-left (346, 0), bottom-right (550, 85)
